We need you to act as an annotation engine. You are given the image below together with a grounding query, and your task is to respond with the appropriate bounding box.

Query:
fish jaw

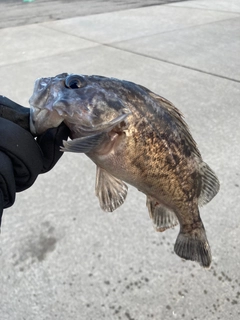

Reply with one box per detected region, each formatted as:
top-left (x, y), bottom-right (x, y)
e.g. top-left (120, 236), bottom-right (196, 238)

top-left (29, 73), bottom-right (69, 135)
top-left (30, 106), bottom-right (64, 135)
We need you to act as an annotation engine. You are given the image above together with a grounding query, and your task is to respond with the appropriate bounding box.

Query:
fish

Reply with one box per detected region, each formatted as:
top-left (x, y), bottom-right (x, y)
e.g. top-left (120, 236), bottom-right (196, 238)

top-left (29, 73), bottom-right (220, 267)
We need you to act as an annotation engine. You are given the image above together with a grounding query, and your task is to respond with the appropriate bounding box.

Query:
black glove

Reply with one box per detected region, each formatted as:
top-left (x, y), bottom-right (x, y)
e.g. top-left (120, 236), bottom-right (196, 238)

top-left (0, 96), bottom-right (70, 226)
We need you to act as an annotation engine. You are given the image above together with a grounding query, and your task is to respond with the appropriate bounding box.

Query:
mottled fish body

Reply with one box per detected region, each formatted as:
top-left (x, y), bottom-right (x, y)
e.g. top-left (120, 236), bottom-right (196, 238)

top-left (30, 73), bottom-right (220, 267)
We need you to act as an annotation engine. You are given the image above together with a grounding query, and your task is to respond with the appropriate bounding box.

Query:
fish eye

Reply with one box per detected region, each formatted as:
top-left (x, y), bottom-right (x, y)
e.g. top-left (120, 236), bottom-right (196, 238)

top-left (65, 75), bottom-right (86, 89)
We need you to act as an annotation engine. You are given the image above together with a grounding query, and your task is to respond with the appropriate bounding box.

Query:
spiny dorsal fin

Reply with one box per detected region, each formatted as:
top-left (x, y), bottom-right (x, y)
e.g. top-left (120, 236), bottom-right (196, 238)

top-left (147, 91), bottom-right (201, 158)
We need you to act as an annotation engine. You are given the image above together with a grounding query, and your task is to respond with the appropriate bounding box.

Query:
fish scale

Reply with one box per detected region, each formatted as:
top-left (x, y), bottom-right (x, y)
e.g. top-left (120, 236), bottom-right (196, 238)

top-left (29, 73), bottom-right (220, 268)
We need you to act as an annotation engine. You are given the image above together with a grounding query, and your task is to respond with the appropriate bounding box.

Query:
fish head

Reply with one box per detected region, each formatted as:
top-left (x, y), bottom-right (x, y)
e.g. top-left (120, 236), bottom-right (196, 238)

top-left (29, 73), bottom-right (130, 137)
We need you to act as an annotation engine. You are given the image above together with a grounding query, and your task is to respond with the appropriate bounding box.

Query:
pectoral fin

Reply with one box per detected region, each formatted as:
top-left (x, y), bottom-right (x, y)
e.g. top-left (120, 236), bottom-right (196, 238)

top-left (146, 196), bottom-right (178, 232)
top-left (95, 166), bottom-right (128, 212)
top-left (60, 133), bottom-right (104, 153)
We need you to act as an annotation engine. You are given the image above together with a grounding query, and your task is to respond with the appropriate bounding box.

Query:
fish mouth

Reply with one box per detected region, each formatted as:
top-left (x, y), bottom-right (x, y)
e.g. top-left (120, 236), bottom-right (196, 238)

top-left (29, 74), bottom-right (69, 135)
top-left (30, 106), bottom-right (64, 136)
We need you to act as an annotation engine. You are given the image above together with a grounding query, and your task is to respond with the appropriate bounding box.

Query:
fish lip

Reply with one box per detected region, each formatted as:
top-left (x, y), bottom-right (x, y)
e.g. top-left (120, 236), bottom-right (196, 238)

top-left (29, 76), bottom-right (62, 135)
top-left (30, 105), bottom-right (65, 135)
top-left (29, 106), bottom-right (39, 135)
top-left (30, 105), bottom-right (49, 135)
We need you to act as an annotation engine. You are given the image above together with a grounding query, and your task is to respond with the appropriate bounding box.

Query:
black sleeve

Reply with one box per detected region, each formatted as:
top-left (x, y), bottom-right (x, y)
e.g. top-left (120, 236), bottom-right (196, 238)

top-left (0, 96), bottom-right (70, 226)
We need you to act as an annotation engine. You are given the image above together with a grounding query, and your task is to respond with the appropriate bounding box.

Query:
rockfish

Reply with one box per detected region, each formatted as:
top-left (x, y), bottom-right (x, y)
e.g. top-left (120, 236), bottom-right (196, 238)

top-left (30, 73), bottom-right (220, 267)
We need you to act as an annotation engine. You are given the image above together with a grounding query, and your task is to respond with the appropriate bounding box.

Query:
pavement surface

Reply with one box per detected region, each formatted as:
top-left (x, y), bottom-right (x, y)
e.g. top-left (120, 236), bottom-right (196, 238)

top-left (0, 1), bottom-right (240, 319)
top-left (0, 0), bottom-right (187, 29)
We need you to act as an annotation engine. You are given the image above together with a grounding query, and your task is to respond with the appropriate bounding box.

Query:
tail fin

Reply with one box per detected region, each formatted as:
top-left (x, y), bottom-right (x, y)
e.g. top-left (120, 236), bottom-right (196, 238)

top-left (198, 162), bottom-right (220, 206)
top-left (174, 228), bottom-right (211, 268)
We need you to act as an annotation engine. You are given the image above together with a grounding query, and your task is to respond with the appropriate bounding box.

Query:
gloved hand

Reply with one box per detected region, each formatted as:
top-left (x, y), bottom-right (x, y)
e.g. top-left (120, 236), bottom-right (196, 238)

top-left (0, 96), bottom-right (70, 226)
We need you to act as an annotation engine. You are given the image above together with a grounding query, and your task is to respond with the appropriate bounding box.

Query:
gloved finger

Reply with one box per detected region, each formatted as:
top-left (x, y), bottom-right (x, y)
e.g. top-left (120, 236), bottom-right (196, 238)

top-left (0, 189), bottom-right (3, 227)
top-left (37, 122), bottom-right (70, 173)
top-left (0, 95), bottom-right (30, 131)
top-left (0, 118), bottom-right (43, 192)
top-left (0, 151), bottom-right (15, 208)
top-left (0, 151), bottom-right (16, 227)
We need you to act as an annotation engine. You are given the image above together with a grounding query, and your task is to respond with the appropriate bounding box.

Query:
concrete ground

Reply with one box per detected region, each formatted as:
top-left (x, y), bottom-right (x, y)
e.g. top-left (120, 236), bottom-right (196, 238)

top-left (0, 0), bottom-right (187, 29)
top-left (0, 0), bottom-right (240, 319)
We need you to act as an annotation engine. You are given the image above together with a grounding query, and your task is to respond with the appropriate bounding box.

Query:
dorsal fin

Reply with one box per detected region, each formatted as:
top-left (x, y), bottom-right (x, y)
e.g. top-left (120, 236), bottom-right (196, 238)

top-left (198, 162), bottom-right (220, 206)
top-left (147, 91), bottom-right (201, 158)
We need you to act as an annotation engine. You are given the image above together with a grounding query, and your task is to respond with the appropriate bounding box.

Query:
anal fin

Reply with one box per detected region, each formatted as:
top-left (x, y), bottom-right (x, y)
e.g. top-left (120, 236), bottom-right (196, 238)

top-left (95, 166), bottom-right (128, 212)
top-left (146, 196), bottom-right (178, 232)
